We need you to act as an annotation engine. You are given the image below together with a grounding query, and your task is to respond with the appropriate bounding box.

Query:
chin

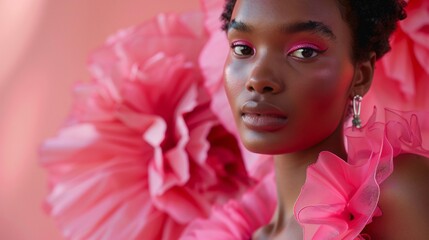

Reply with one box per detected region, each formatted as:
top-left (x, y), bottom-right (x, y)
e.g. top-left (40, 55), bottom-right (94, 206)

top-left (241, 139), bottom-right (295, 155)
top-left (240, 131), bottom-right (330, 156)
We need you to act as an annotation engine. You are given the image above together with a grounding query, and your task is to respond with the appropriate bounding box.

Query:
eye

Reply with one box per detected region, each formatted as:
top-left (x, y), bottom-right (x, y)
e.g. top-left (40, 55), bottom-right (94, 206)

top-left (289, 48), bottom-right (319, 59)
top-left (287, 43), bottom-right (326, 60)
top-left (231, 41), bottom-right (255, 57)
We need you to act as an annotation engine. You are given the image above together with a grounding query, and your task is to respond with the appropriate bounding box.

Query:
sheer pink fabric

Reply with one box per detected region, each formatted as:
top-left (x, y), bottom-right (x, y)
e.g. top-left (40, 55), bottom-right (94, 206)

top-left (40, 12), bottom-right (252, 240)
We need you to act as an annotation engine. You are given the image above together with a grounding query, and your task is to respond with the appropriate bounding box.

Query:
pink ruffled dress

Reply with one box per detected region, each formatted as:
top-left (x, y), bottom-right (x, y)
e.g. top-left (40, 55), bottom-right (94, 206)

top-left (40, 0), bottom-right (429, 239)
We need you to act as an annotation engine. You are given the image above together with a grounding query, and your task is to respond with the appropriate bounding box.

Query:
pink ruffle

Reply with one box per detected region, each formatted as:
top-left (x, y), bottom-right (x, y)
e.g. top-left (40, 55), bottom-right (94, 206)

top-left (40, 12), bottom-right (252, 240)
top-left (180, 172), bottom-right (277, 240)
top-left (384, 108), bottom-right (429, 155)
top-left (296, 113), bottom-right (386, 239)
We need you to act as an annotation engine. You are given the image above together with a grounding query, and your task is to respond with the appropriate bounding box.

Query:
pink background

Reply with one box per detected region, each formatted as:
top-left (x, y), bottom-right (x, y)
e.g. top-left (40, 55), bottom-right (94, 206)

top-left (0, 0), bottom-right (199, 239)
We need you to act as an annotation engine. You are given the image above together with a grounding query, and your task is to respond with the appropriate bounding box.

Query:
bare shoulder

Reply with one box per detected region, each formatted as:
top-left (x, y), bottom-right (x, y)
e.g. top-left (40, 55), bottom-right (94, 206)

top-left (364, 153), bottom-right (429, 239)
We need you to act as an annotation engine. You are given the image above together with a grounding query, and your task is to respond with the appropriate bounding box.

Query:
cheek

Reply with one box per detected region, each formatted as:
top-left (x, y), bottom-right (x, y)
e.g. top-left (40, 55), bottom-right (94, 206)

top-left (306, 60), bottom-right (354, 108)
top-left (289, 60), bottom-right (355, 136)
top-left (223, 59), bottom-right (247, 106)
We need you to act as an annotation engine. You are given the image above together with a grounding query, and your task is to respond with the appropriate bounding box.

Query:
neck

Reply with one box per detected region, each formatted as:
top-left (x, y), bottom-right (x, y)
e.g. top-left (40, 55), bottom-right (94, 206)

top-left (271, 124), bottom-right (347, 236)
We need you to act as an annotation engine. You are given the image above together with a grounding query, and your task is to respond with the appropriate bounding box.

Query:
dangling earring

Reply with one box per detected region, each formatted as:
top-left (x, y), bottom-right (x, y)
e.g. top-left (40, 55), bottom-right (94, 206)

top-left (352, 95), bottom-right (363, 129)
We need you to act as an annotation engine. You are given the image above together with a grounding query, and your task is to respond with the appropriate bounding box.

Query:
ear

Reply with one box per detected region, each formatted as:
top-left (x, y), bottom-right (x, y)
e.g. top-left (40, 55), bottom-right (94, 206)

top-left (351, 52), bottom-right (376, 97)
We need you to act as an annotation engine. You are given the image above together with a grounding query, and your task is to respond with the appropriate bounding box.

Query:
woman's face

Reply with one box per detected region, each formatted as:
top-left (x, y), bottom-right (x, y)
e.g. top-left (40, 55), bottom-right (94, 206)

top-left (224, 0), bottom-right (356, 154)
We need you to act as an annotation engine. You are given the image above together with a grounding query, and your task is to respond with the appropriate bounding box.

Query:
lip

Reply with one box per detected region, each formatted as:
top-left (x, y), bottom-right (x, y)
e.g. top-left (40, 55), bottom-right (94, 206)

top-left (240, 101), bottom-right (288, 132)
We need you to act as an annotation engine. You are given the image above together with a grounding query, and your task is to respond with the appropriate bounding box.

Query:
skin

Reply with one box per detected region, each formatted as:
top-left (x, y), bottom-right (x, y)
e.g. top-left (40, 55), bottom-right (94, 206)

top-left (224, 0), bottom-right (429, 239)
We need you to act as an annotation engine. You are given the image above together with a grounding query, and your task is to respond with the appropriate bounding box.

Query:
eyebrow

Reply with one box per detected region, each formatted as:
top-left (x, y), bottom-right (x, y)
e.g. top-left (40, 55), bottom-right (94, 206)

top-left (228, 19), bottom-right (253, 32)
top-left (228, 19), bottom-right (336, 40)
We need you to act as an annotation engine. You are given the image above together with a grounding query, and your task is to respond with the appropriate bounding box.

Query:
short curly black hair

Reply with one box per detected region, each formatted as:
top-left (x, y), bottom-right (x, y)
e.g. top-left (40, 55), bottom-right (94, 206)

top-left (220, 0), bottom-right (407, 62)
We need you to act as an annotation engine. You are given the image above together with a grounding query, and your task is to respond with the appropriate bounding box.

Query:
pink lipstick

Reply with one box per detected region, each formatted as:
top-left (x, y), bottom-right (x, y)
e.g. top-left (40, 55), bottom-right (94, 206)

top-left (241, 101), bottom-right (288, 132)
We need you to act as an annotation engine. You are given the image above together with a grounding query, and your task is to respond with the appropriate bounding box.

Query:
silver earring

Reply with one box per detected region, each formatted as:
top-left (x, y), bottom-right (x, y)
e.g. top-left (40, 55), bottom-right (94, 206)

top-left (352, 95), bottom-right (363, 129)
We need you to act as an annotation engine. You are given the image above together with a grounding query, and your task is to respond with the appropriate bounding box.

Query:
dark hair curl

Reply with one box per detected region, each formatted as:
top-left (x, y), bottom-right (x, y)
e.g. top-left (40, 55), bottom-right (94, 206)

top-left (220, 0), bottom-right (407, 62)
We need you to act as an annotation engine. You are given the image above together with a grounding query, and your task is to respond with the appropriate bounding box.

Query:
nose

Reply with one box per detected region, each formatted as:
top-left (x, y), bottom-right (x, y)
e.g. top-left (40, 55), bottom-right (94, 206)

top-left (245, 64), bottom-right (283, 94)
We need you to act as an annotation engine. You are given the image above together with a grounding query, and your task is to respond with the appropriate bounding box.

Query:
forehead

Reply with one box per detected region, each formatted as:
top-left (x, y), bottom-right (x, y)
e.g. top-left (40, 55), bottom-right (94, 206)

top-left (231, 0), bottom-right (347, 33)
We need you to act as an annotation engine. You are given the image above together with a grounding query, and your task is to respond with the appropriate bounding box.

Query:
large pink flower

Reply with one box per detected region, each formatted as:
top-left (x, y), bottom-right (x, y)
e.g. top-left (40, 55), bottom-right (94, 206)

top-left (41, 12), bottom-right (251, 240)
top-left (369, 0), bottom-right (429, 112)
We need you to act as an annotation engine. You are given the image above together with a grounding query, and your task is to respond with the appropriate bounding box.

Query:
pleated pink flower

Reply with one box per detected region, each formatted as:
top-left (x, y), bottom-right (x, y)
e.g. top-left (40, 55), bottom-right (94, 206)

top-left (371, 0), bottom-right (429, 109)
top-left (41, 12), bottom-right (251, 240)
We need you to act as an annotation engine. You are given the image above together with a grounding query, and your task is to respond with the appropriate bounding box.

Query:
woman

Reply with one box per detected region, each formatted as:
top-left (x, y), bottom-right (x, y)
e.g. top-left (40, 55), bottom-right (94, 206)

top-left (182, 0), bottom-right (429, 239)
